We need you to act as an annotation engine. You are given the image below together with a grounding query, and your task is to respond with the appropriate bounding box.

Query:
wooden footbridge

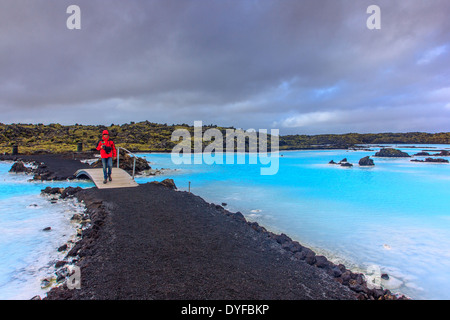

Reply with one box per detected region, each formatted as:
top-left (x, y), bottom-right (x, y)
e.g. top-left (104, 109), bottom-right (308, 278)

top-left (75, 167), bottom-right (138, 189)
top-left (75, 147), bottom-right (139, 189)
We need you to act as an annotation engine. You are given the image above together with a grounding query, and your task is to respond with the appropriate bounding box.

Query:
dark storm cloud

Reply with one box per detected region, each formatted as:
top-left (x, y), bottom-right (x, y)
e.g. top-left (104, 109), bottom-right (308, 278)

top-left (0, 0), bottom-right (449, 133)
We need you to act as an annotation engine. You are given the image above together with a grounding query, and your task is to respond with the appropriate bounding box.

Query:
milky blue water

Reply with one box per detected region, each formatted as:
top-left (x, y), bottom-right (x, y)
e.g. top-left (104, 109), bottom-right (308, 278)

top-left (137, 145), bottom-right (450, 300)
top-left (0, 161), bottom-right (94, 299)
top-left (1, 145), bottom-right (449, 299)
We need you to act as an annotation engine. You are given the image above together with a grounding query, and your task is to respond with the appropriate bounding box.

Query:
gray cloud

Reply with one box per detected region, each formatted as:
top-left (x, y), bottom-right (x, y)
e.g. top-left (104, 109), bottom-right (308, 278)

top-left (0, 0), bottom-right (449, 134)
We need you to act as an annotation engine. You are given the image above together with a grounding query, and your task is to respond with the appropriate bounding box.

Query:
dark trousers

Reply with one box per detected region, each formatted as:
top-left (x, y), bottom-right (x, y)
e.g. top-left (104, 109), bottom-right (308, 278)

top-left (101, 157), bottom-right (112, 180)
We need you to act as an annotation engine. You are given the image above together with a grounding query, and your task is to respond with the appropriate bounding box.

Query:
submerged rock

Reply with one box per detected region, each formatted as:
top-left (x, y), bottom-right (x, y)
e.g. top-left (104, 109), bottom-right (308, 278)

top-left (374, 148), bottom-right (410, 157)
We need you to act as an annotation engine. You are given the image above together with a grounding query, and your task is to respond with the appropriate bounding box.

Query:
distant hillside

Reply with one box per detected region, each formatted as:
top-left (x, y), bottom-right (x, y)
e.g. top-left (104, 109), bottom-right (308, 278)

top-left (0, 122), bottom-right (449, 154)
top-left (280, 132), bottom-right (450, 150)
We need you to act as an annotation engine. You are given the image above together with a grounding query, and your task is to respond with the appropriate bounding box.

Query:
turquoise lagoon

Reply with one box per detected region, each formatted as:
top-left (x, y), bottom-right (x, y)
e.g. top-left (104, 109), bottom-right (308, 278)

top-left (0, 144), bottom-right (449, 299)
top-left (0, 161), bottom-right (94, 299)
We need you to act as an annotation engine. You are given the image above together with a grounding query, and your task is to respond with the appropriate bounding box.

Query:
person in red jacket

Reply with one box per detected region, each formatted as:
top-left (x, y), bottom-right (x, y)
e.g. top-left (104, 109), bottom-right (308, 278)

top-left (96, 130), bottom-right (117, 184)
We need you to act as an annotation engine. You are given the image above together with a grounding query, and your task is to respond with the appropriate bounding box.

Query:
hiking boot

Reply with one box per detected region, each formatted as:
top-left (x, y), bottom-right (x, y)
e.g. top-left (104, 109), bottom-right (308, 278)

top-left (103, 179), bottom-right (107, 184)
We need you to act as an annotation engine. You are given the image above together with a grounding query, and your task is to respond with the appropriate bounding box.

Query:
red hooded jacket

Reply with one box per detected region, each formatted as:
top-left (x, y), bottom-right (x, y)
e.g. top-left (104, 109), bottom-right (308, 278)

top-left (97, 137), bottom-right (117, 159)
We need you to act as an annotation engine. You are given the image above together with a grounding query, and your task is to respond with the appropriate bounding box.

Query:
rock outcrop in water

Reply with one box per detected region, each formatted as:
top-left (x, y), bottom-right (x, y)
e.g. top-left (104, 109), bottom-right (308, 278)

top-left (338, 158), bottom-right (353, 167)
top-left (328, 158), bottom-right (354, 167)
top-left (432, 150), bottom-right (450, 156)
top-left (413, 151), bottom-right (430, 156)
top-left (359, 156), bottom-right (375, 166)
top-left (411, 158), bottom-right (449, 163)
top-left (9, 161), bottom-right (32, 174)
top-left (374, 148), bottom-right (410, 158)
top-left (412, 150), bottom-right (450, 157)
top-left (340, 162), bottom-right (353, 167)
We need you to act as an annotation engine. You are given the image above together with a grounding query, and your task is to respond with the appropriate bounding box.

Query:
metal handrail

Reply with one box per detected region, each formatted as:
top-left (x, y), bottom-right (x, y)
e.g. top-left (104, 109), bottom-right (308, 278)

top-left (117, 147), bottom-right (137, 180)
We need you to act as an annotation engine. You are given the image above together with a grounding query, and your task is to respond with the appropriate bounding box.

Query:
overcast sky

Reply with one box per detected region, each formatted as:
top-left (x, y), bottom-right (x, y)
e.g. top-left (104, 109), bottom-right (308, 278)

top-left (0, 0), bottom-right (449, 134)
